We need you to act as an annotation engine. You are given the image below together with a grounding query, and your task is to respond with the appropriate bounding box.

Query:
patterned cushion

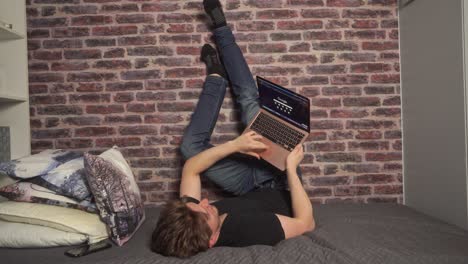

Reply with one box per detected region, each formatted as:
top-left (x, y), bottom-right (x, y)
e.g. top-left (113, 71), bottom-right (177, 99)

top-left (0, 149), bottom-right (82, 179)
top-left (29, 157), bottom-right (91, 201)
top-left (84, 146), bottom-right (145, 246)
top-left (0, 182), bottom-right (97, 213)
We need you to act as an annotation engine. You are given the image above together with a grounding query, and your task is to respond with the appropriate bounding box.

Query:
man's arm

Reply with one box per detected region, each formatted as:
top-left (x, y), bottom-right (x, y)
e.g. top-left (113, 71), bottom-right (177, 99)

top-left (276, 145), bottom-right (315, 238)
top-left (180, 131), bottom-right (267, 201)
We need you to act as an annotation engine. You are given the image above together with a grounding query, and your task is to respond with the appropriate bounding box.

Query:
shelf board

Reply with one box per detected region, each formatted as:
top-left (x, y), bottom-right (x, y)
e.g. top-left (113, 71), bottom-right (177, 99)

top-left (0, 23), bottom-right (24, 40)
top-left (0, 94), bottom-right (27, 103)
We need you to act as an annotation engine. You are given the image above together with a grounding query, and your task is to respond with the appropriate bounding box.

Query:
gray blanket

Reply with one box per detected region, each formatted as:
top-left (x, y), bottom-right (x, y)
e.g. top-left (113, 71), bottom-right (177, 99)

top-left (2, 203), bottom-right (468, 264)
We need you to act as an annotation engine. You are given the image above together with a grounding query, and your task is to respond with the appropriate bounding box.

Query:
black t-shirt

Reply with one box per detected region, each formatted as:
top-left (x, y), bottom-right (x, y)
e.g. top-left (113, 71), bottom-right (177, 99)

top-left (211, 189), bottom-right (293, 247)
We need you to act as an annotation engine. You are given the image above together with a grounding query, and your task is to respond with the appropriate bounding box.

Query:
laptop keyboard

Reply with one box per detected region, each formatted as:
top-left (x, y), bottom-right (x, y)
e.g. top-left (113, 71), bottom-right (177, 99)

top-left (250, 112), bottom-right (304, 151)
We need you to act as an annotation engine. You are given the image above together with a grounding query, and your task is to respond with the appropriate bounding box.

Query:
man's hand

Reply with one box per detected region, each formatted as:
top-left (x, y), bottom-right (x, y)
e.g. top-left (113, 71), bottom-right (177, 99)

top-left (286, 144), bottom-right (304, 171)
top-left (230, 131), bottom-right (268, 159)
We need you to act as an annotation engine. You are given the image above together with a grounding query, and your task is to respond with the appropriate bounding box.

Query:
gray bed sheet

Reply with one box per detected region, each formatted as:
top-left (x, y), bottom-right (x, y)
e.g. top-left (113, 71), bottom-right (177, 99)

top-left (1, 203), bottom-right (468, 264)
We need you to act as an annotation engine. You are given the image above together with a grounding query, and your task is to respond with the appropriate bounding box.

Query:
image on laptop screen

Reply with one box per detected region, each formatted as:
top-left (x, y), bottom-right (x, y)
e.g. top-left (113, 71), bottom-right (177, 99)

top-left (257, 77), bottom-right (310, 132)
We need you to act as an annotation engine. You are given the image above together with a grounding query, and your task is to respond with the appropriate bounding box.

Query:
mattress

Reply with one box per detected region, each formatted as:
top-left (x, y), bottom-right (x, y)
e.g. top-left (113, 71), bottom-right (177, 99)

top-left (1, 203), bottom-right (468, 264)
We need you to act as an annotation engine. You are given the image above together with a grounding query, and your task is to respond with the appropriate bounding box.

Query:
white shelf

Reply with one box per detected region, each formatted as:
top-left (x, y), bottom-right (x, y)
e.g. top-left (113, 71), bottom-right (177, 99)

top-left (0, 94), bottom-right (27, 103)
top-left (0, 22), bottom-right (24, 40)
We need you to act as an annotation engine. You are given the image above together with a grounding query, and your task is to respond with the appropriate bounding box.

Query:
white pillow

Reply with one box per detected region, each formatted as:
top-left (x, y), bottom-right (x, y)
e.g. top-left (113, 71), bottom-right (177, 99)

top-left (0, 201), bottom-right (108, 244)
top-left (0, 219), bottom-right (87, 248)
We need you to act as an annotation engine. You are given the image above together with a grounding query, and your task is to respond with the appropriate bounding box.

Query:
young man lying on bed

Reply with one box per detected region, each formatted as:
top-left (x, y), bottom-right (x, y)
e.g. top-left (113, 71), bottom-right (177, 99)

top-left (151, 0), bottom-right (315, 258)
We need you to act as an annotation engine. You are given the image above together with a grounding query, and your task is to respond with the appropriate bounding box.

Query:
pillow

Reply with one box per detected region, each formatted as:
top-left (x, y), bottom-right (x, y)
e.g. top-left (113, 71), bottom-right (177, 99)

top-left (0, 201), bottom-right (108, 244)
top-left (29, 157), bottom-right (91, 201)
top-left (0, 149), bottom-right (82, 179)
top-left (84, 146), bottom-right (145, 246)
top-left (0, 219), bottom-right (87, 248)
top-left (0, 182), bottom-right (97, 213)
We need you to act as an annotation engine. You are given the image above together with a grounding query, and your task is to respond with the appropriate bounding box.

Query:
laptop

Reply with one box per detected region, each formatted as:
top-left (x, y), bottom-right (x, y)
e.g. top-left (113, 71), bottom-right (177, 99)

top-left (243, 76), bottom-right (310, 171)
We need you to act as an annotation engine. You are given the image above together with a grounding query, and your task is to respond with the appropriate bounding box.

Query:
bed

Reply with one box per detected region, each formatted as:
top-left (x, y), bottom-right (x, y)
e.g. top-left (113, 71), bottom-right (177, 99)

top-left (1, 203), bottom-right (468, 264)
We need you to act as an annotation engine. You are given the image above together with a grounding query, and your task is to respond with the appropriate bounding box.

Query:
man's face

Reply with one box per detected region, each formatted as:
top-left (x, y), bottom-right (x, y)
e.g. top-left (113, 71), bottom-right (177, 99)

top-left (186, 198), bottom-right (220, 234)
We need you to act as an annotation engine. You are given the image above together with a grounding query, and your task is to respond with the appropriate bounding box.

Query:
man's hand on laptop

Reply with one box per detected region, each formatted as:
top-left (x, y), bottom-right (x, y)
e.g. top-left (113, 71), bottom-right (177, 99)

top-left (229, 131), bottom-right (268, 159)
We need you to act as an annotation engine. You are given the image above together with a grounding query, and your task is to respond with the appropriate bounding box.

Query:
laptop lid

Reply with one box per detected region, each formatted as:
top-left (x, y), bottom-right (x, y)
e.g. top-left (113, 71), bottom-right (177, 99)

top-left (257, 76), bottom-right (310, 132)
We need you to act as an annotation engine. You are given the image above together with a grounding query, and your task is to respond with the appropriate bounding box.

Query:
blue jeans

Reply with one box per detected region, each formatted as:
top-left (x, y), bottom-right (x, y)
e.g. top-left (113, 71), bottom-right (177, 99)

top-left (180, 26), bottom-right (296, 196)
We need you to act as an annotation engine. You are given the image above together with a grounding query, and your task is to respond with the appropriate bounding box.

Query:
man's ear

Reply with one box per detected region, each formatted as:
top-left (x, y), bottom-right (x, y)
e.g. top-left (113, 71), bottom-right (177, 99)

top-left (209, 231), bottom-right (220, 248)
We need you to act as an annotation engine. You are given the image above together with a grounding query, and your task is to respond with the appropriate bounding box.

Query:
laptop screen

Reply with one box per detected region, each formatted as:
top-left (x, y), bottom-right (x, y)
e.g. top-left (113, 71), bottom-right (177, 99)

top-left (257, 77), bottom-right (310, 132)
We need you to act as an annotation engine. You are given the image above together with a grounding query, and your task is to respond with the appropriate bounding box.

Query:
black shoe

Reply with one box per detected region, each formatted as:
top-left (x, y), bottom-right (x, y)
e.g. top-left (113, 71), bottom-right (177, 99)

top-left (203, 0), bottom-right (227, 29)
top-left (201, 44), bottom-right (226, 79)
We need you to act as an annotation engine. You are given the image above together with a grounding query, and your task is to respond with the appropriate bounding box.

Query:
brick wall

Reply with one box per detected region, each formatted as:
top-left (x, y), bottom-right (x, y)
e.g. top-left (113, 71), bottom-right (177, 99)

top-left (26, 0), bottom-right (402, 205)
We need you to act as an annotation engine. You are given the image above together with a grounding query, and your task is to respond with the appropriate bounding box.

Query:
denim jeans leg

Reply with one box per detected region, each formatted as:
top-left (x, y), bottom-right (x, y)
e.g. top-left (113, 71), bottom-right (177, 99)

top-left (180, 75), bottom-right (255, 196)
top-left (180, 76), bottom-right (228, 159)
top-left (212, 26), bottom-right (260, 127)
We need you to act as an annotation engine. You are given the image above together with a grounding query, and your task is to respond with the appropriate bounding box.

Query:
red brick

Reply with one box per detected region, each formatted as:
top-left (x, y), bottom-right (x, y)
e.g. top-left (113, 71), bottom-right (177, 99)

top-left (30, 95), bottom-right (66, 105)
top-left (237, 21), bottom-right (275, 31)
top-left (28, 29), bottom-right (50, 38)
top-left (343, 97), bottom-right (380, 107)
top-left (63, 116), bottom-right (101, 126)
top-left (106, 82), bottom-right (143, 91)
top-left (157, 102), bottom-right (195, 112)
top-left (29, 63), bottom-right (49, 72)
top-left (302, 9), bottom-right (339, 18)
top-left (75, 127), bottom-right (115, 137)
top-left (121, 70), bottom-right (161, 80)
top-left (61, 5), bottom-right (98, 14)
top-left (157, 14), bottom-right (192, 23)
top-left (345, 30), bottom-right (386, 39)
top-left (166, 24), bottom-right (194, 33)
top-left (101, 4), bottom-right (139, 13)
top-left (322, 87), bottom-right (362, 96)
top-left (32, 129), bottom-right (71, 139)
top-left (128, 46), bottom-right (173, 56)
top-left (372, 108), bottom-right (400, 117)
top-left (308, 142), bottom-right (345, 152)
top-left (69, 94), bottom-right (111, 104)
top-left (331, 75), bottom-right (368, 85)
top-left (279, 54), bottom-right (318, 64)
top-left (338, 53), bottom-right (377, 62)
top-left (245, 0), bottom-right (283, 8)
top-left (330, 109), bottom-right (368, 118)
top-left (53, 27), bottom-right (89, 38)
top-left (312, 98), bottom-right (341, 108)
top-left (28, 18), bottom-right (67, 28)
top-left (292, 76), bottom-right (329, 85)
top-left (93, 60), bottom-right (131, 69)
top-left (270, 33), bottom-right (301, 41)
top-left (33, 51), bottom-right (63, 60)
top-left (104, 48), bottom-right (125, 58)
top-left (71, 15), bottom-right (112, 26)
top-left (30, 73), bottom-right (64, 83)
top-left (126, 103), bottom-right (155, 113)
top-left (313, 41), bottom-right (358, 51)
top-left (252, 66), bottom-right (302, 76)
top-left (116, 14), bottom-right (154, 24)
top-left (117, 36), bottom-right (156, 46)
top-left (113, 93), bottom-right (134, 103)
top-left (366, 152), bottom-right (402, 161)
top-left (64, 49), bottom-right (101, 59)
top-left (342, 164), bottom-right (380, 173)
top-left (327, 0), bottom-right (363, 7)
top-left (311, 120), bottom-right (343, 130)
top-left (335, 186), bottom-right (371, 196)
top-left (142, 2), bottom-right (180, 12)
top-left (342, 9), bottom-right (392, 18)
top-left (277, 20), bottom-right (322, 30)
top-left (362, 41), bottom-right (399, 50)
top-left (256, 10), bottom-right (298, 19)
top-left (56, 139), bottom-right (93, 149)
top-left (104, 115), bottom-right (142, 124)
top-left (374, 185), bottom-right (402, 195)
top-left (356, 131), bottom-right (382, 139)
top-left (289, 43), bottom-right (311, 52)
top-left (348, 141), bottom-right (389, 150)
top-left (371, 74), bottom-right (400, 84)
top-left (364, 86), bottom-right (395, 94)
top-left (352, 20), bottom-right (378, 28)
top-left (310, 176), bottom-right (350, 186)
top-left (316, 153), bottom-right (362, 163)
top-left (307, 65), bottom-right (346, 74)
top-left (86, 105), bottom-right (124, 114)
top-left (92, 26), bottom-right (138, 36)
top-left (119, 125), bottom-right (158, 135)
top-left (165, 68), bottom-right (204, 78)
top-left (304, 31), bottom-right (342, 40)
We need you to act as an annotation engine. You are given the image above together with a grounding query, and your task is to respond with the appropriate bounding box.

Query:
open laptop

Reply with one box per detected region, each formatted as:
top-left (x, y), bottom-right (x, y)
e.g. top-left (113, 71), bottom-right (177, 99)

top-left (243, 76), bottom-right (310, 171)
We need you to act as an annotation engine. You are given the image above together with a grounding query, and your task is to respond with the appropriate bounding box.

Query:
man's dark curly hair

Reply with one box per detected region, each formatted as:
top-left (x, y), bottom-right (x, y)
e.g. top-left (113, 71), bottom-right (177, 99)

top-left (151, 197), bottom-right (212, 258)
